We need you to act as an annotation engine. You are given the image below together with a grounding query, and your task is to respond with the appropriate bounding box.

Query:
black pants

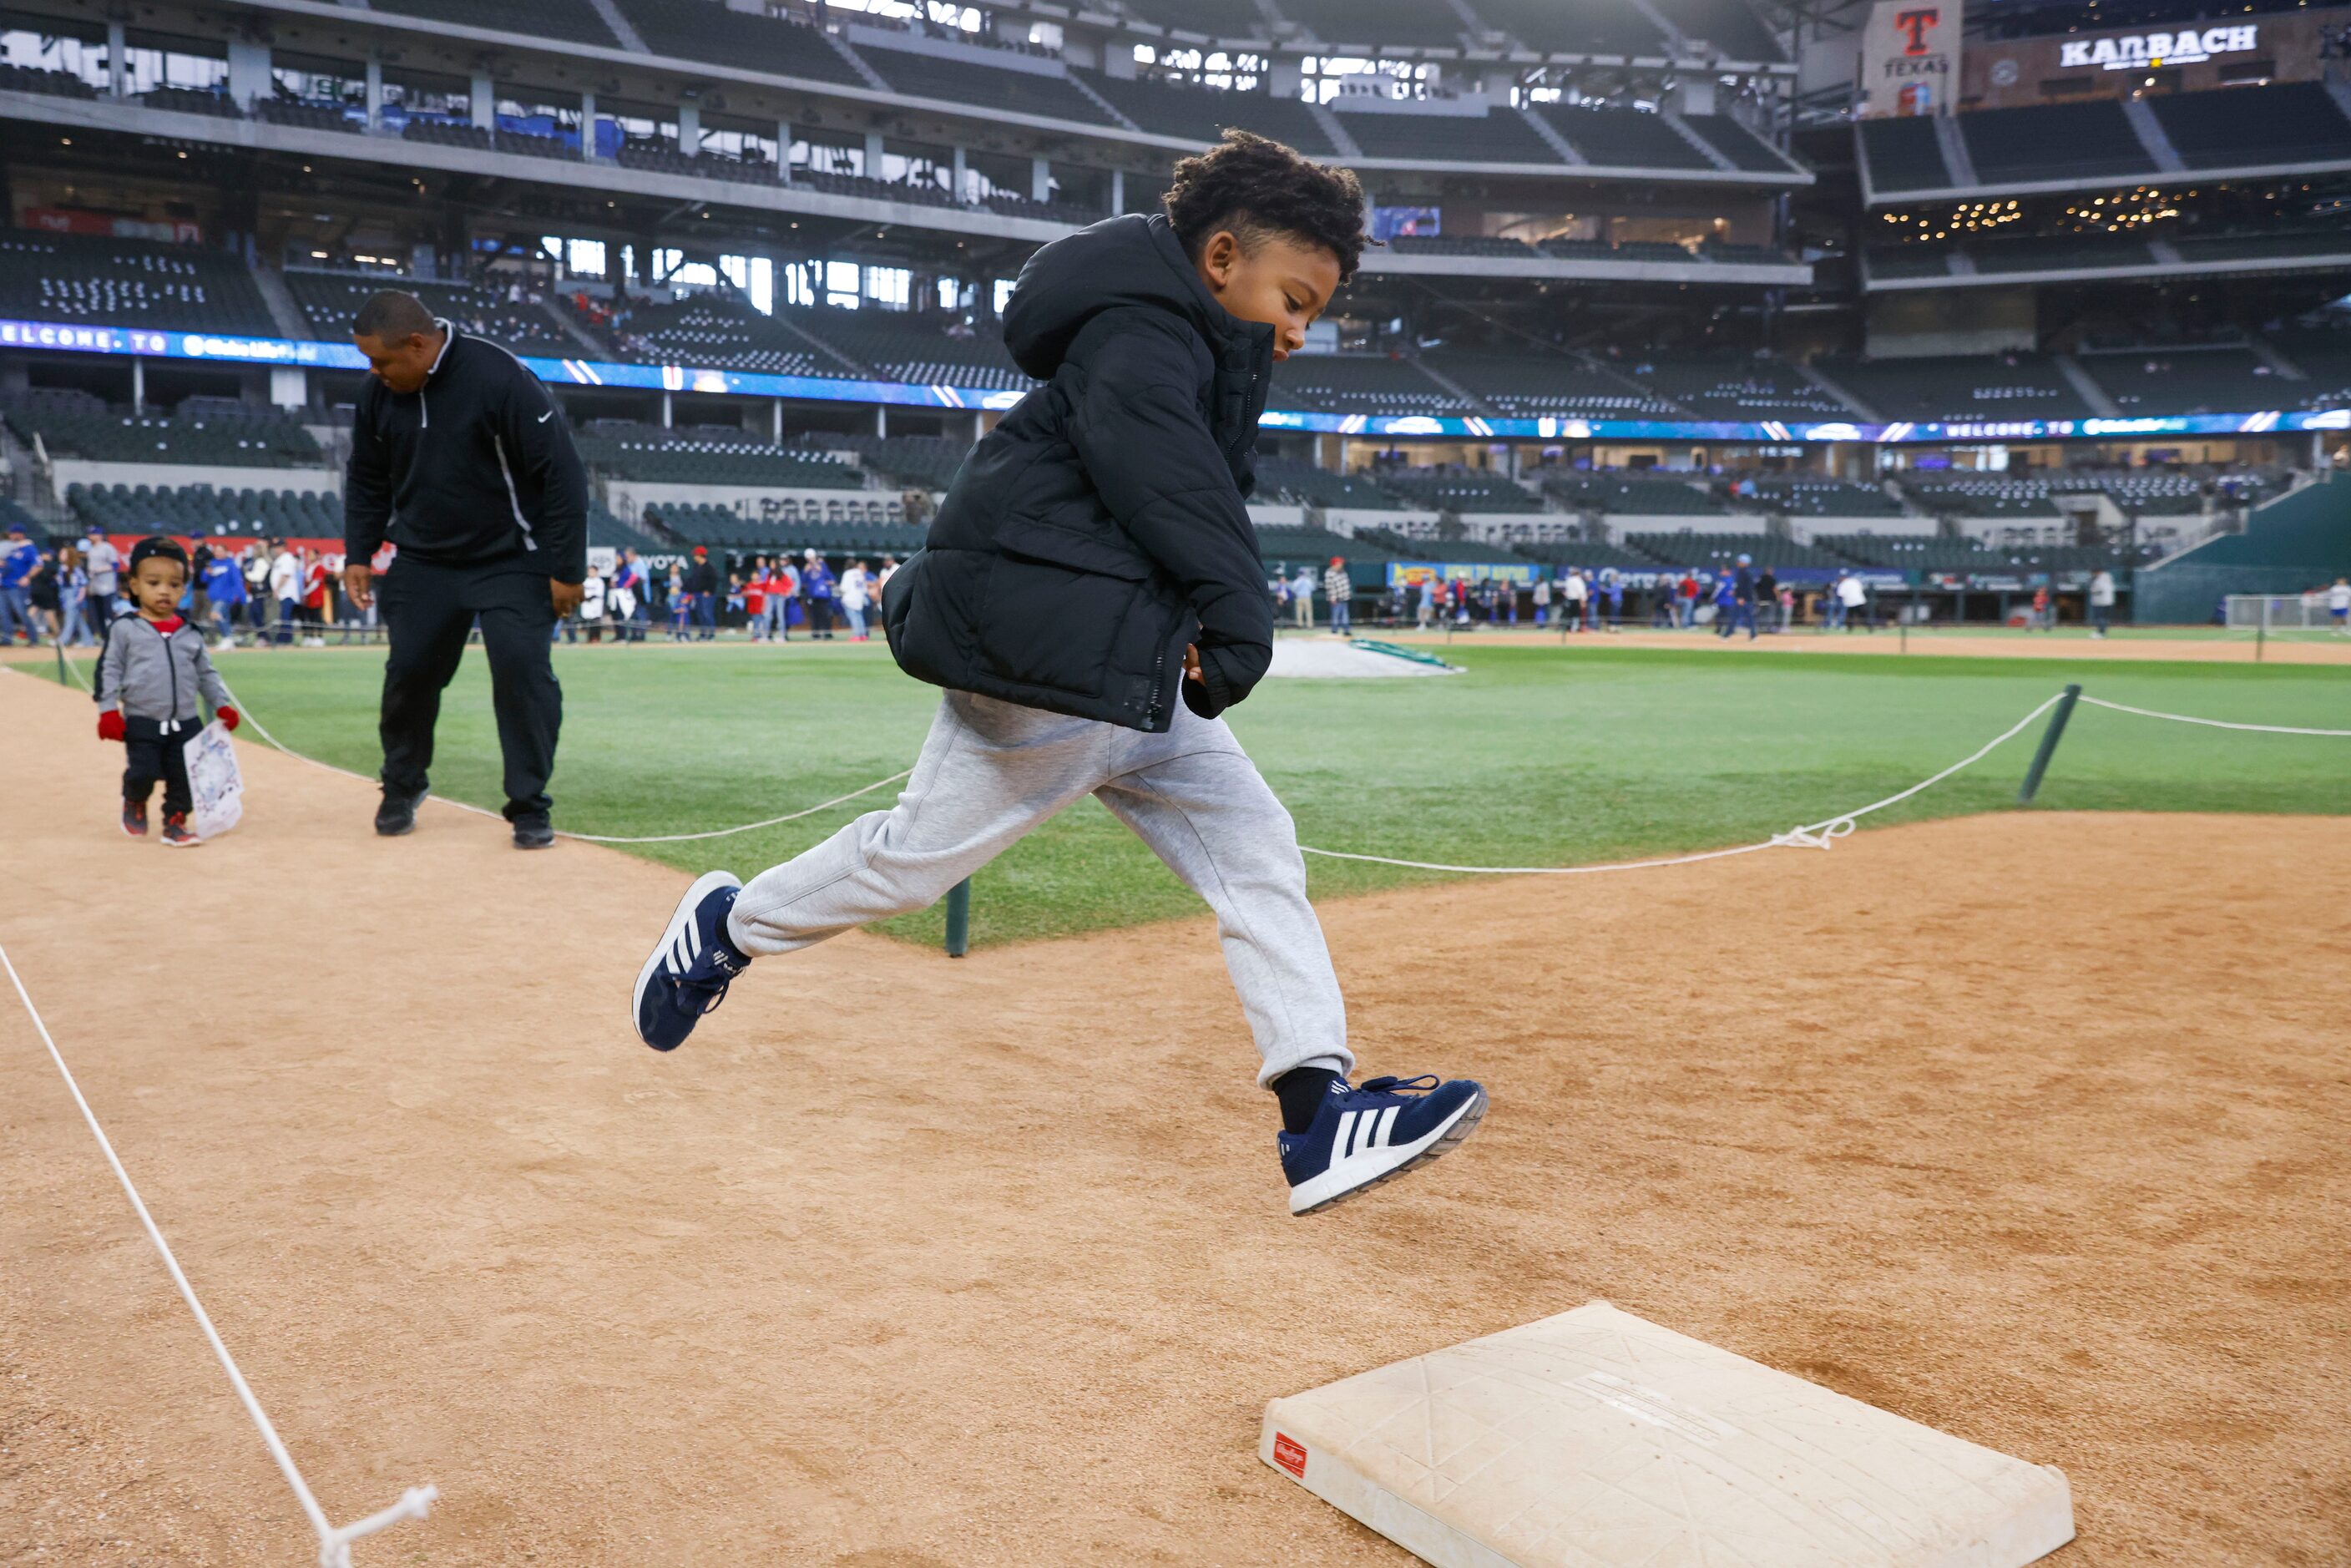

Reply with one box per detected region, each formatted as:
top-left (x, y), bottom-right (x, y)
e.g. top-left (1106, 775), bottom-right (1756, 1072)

top-left (123, 716), bottom-right (194, 816)
top-left (378, 557), bottom-right (561, 820)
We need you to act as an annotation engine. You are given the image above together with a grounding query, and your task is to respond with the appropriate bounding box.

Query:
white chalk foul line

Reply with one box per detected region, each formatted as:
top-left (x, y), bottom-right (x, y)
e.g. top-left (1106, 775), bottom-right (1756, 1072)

top-left (2076, 695), bottom-right (2351, 737)
top-left (1297, 692), bottom-right (2066, 874)
top-left (0, 939), bottom-right (437, 1568)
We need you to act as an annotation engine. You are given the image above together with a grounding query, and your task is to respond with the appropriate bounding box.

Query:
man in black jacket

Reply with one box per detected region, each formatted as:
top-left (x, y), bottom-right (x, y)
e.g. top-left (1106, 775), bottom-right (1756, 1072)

top-left (341, 290), bottom-right (588, 848)
top-left (629, 134), bottom-right (1487, 1218)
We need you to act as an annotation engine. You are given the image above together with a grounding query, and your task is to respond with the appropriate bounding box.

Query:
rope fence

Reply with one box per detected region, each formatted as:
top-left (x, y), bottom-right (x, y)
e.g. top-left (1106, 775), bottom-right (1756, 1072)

top-left (0, 940), bottom-right (437, 1568)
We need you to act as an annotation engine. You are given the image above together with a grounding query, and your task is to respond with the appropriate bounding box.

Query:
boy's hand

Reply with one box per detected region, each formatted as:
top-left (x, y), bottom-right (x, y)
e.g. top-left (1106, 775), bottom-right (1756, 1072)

top-left (216, 706), bottom-right (240, 733)
top-left (1184, 644), bottom-right (1204, 684)
top-left (97, 711), bottom-right (124, 743)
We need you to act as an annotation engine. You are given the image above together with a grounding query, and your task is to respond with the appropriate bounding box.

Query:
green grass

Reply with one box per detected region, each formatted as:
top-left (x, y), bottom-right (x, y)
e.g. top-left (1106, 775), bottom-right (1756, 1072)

top-left (39, 640), bottom-right (2351, 948)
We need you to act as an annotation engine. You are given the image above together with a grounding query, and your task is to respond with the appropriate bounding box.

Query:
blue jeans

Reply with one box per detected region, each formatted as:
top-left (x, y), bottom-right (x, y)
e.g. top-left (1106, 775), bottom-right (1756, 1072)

top-left (212, 599), bottom-right (244, 643)
top-left (0, 584), bottom-right (32, 645)
top-left (843, 603), bottom-right (868, 639)
top-left (1329, 599), bottom-right (1351, 634)
top-left (692, 594), bottom-right (716, 639)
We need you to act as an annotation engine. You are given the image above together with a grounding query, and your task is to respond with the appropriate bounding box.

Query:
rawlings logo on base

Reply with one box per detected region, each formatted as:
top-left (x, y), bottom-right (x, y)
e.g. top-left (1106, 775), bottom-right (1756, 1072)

top-left (1272, 1432), bottom-right (1308, 1479)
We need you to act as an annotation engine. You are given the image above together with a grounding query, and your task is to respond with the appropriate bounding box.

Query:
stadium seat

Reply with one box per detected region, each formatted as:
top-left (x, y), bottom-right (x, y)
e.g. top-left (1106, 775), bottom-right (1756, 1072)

top-left (1857, 118), bottom-right (1952, 193)
top-left (1537, 106), bottom-right (1713, 169)
top-left (857, 49), bottom-right (1116, 125)
top-left (1903, 476), bottom-right (2065, 518)
top-left (1618, 357), bottom-right (1849, 420)
top-left (1255, 458), bottom-right (1407, 511)
top-left (1372, 468), bottom-right (1543, 513)
top-left (286, 270), bottom-right (576, 357)
top-left (66, 482), bottom-right (343, 539)
top-left (0, 61), bottom-right (98, 99)
top-left (1624, 531), bottom-right (1839, 569)
top-left (1817, 354), bottom-right (2091, 423)
top-left (0, 231), bottom-right (276, 335)
top-left (1278, 0), bottom-right (1469, 50)
top-left (1731, 478), bottom-right (1906, 518)
top-left (1468, 0), bottom-right (1668, 55)
top-left (783, 308), bottom-right (1033, 392)
top-left (616, 0), bottom-right (869, 85)
top-left (2081, 349), bottom-right (2298, 417)
top-left (1650, 0), bottom-right (1786, 60)
top-left (3, 401), bottom-right (323, 468)
top-left (1254, 524), bottom-right (1398, 570)
top-left (1960, 102), bottom-right (2154, 185)
top-left (1420, 352), bottom-right (1679, 418)
top-left (1544, 473), bottom-right (1727, 515)
top-left (1274, 355), bottom-right (1464, 417)
top-left (1680, 115), bottom-right (1800, 173)
top-left (2148, 83), bottom-right (2351, 169)
top-left (1069, 71), bottom-right (1341, 155)
top-left (574, 425), bottom-right (868, 488)
top-left (1342, 109), bottom-right (1565, 165)
top-left (371, 0), bottom-right (618, 46)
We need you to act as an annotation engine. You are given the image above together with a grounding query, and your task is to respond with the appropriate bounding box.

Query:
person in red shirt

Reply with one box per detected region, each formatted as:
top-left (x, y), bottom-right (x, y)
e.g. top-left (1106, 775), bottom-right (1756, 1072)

top-left (299, 549), bottom-right (331, 646)
top-left (744, 556), bottom-right (771, 641)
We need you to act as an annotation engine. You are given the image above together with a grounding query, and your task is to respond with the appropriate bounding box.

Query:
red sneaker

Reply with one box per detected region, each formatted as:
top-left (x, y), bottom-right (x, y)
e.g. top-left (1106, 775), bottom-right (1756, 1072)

top-left (122, 800), bottom-right (148, 837)
top-left (160, 812), bottom-right (200, 847)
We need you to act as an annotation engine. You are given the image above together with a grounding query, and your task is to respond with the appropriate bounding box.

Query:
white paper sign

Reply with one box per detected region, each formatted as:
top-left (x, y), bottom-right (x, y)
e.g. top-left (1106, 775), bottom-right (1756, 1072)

top-left (184, 721), bottom-right (244, 841)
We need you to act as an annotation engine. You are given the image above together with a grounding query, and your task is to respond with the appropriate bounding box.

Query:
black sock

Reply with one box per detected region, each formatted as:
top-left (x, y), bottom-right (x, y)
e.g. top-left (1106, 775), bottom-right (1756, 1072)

top-left (1272, 1067), bottom-right (1342, 1134)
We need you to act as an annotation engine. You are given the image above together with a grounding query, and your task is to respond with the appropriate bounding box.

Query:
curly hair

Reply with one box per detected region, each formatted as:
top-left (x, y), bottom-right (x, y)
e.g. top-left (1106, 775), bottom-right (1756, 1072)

top-left (1162, 129), bottom-right (1369, 281)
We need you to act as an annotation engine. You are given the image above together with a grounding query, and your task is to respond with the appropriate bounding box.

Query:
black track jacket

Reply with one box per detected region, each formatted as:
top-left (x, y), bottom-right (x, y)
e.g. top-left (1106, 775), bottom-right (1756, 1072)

top-left (345, 322), bottom-right (589, 583)
top-left (883, 214), bottom-right (1276, 731)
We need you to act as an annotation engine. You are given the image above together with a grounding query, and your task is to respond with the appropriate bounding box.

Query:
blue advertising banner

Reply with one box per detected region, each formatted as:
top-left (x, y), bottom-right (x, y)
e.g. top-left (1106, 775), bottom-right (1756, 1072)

top-left (6, 315), bottom-right (2345, 444)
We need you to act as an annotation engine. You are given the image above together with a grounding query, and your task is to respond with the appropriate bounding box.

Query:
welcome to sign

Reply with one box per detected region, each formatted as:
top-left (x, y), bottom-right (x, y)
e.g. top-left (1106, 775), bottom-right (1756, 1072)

top-left (2057, 25), bottom-right (2259, 71)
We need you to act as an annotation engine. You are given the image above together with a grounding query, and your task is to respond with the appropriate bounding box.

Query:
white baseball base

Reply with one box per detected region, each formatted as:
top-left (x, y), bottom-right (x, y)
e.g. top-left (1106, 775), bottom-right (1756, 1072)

top-left (1260, 1301), bottom-right (2073, 1568)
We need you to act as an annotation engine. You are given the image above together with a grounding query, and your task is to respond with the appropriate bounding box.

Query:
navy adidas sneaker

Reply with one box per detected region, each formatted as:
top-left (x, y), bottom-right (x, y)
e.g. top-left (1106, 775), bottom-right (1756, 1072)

top-left (1279, 1074), bottom-right (1487, 1216)
top-left (633, 871), bottom-right (750, 1052)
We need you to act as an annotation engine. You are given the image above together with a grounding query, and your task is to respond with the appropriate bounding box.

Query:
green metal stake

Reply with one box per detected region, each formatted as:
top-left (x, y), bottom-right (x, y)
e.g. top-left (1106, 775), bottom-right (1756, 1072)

top-left (2017, 683), bottom-right (2083, 806)
top-left (943, 877), bottom-right (971, 958)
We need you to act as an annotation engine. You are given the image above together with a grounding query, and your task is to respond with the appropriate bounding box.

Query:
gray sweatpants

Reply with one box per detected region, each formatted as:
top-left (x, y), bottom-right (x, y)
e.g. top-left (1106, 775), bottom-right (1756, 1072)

top-left (726, 690), bottom-right (1352, 1087)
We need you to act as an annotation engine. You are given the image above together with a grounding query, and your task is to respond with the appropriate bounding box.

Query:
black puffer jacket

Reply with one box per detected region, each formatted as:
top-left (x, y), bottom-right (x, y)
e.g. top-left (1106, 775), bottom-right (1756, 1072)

top-left (884, 214), bottom-right (1275, 731)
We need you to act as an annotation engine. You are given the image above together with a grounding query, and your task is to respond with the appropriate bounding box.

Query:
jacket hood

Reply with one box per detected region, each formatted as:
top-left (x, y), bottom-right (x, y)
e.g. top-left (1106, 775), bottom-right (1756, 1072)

top-left (1003, 214), bottom-right (1270, 381)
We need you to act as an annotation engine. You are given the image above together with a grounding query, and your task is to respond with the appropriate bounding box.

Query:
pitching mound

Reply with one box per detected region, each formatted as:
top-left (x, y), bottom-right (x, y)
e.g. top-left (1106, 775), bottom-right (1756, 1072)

top-left (1, 667), bottom-right (2343, 1566)
top-left (1269, 639), bottom-right (1461, 679)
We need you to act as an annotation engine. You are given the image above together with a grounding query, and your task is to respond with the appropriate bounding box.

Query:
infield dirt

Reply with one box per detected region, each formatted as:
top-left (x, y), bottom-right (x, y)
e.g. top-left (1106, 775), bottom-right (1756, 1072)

top-left (2, 666), bottom-right (2344, 1566)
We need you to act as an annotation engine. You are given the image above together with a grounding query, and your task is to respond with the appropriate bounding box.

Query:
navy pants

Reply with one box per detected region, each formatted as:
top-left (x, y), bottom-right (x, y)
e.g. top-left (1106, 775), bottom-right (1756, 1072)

top-left (378, 558), bottom-right (561, 819)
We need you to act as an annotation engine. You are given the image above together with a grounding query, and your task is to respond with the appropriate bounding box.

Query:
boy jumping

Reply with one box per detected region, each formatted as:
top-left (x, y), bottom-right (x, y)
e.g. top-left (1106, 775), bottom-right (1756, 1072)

top-left (632, 133), bottom-right (1485, 1215)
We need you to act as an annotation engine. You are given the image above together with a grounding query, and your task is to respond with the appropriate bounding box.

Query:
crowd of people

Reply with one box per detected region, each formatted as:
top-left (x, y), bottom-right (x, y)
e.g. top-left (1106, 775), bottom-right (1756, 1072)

top-left (1258, 553), bottom-right (1901, 638)
top-left (0, 522), bottom-right (360, 650)
top-left (555, 547), bottom-right (905, 645)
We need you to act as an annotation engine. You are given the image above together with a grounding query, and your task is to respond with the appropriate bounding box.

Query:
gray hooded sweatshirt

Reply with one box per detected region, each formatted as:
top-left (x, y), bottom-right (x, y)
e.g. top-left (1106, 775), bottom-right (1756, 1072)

top-left (95, 612), bottom-right (230, 730)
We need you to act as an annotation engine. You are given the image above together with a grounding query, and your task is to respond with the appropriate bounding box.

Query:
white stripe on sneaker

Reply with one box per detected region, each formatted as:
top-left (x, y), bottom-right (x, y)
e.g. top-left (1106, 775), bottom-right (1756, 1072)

top-left (1333, 1110), bottom-right (1358, 1160)
top-left (1375, 1105), bottom-right (1399, 1150)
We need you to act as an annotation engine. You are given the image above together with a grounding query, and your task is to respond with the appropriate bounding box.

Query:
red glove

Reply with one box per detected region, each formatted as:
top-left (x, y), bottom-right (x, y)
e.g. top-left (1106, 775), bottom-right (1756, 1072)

top-left (216, 706), bottom-right (240, 732)
top-left (97, 710), bottom-right (124, 743)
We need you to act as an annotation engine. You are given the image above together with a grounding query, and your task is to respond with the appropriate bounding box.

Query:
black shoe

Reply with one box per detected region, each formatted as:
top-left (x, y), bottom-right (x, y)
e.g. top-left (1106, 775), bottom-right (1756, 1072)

top-left (512, 814), bottom-right (555, 850)
top-left (376, 789), bottom-right (422, 837)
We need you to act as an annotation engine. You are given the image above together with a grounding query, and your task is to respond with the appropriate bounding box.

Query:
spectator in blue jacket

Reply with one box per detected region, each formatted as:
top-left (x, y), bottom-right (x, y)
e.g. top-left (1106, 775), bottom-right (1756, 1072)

top-left (801, 550), bottom-right (838, 640)
top-left (200, 547), bottom-right (249, 646)
top-left (1716, 554), bottom-right (1757, 640)
top-left (0, 523), bottom-right (40, 646)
